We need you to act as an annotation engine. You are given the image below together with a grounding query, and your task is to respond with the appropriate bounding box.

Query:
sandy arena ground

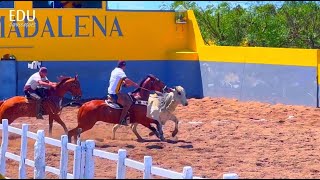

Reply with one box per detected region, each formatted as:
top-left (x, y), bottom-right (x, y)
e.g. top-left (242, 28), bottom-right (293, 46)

top-left (2, 97), bottom-right (320, 179)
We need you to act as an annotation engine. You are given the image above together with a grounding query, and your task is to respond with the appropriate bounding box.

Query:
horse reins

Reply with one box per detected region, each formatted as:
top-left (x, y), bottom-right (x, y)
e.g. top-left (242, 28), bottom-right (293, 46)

top-left (139, 86), bottom-right (151, 92)
top-left (139, 85), bottom-right (168, 93)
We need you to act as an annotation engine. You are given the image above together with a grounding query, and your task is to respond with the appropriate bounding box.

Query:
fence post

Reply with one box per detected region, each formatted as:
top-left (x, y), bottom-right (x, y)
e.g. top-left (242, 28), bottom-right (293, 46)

top-left (116, 149), bottom-right (127, 179)
top-left (0, 119), bottom-right (8, 176)
top-left (182, 166), bottom-right (193, 179)
top-left (79, 141), bottom-right (86, 179)
top-left (73, 144), bottom-right (81, 179)
top-left (59, 135), bottom-right (68, 179)
top-left (84, 140), bottom-right (95, 179)
top-left (34, 130), bottom-right (46, 179)
top-left (143, 156), bottom-right (152, 179)
top-left (19, 124), bottom-right (28, 179)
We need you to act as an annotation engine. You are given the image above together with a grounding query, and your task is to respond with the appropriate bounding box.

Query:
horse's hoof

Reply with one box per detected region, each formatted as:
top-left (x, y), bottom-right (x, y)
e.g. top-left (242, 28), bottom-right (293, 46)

top-left (137, 138), bottom-right (145, 142)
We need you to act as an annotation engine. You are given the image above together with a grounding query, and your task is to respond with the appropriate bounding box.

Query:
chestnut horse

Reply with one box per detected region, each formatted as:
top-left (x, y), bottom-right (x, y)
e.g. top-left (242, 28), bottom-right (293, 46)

top-left (0, 75), bottom-right (82, 136)
top-left (113, 74), bottom-right (169, 102)
top-left (67, 74), bottom-right (170, 143)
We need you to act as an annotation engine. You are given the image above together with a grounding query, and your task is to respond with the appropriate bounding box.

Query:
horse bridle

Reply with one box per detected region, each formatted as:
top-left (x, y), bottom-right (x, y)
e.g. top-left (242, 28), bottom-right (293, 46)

top-left (148, 76), bottom-right (169, 93)
top-left (59, 80), bottom-right (83, 110)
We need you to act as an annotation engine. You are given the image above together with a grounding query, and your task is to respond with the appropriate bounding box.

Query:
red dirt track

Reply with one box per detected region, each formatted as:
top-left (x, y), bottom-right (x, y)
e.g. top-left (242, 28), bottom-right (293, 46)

top-left (3, 97), bottom-right (320, 179)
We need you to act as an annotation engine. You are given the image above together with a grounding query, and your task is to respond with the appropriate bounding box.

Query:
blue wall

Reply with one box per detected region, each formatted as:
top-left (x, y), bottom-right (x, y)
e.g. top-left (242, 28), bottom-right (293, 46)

top-left (0, 1), bottom-right (14, 8)
top-left (200, 62), bottom-right (317, 106)
top-left (0, 61), bottom-right (17, 100)
top-left (1, 59), bottom-right (318, 107)
top-left (16, 60), bottom-right (204, 99)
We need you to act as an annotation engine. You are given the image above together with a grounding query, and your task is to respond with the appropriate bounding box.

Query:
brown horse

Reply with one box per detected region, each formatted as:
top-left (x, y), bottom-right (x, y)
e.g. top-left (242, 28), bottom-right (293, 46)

top-left (67, 74), bottom-right (171, 143)
top-left (0, 75), bottom-right (82, 136)
top-left (116, 74), bottom-right (170, 104)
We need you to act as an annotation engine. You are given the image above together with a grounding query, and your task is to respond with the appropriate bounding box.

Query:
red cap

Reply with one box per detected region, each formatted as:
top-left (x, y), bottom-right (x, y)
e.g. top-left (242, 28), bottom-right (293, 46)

top-left (39, 67), bottom-right (48, 73)
top-left (117, 60), bottom-right (126, 68)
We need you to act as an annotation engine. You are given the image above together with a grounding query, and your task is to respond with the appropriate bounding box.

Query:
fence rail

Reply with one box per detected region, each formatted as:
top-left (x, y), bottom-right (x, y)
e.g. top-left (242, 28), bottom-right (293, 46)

top-left (0, 119), bottom-right (238, 179)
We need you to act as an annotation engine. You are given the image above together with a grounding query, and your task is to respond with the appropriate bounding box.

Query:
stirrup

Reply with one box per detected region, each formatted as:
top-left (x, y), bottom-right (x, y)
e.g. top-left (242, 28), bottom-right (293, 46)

top-left (107, 95), bottom-right (115, 103)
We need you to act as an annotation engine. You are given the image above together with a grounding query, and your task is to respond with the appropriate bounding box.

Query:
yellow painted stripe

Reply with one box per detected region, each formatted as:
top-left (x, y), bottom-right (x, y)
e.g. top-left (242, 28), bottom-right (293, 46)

top-left (199, 46), bottom-right (318, 67)
top-left (186, 10), bottom-right (205, 52)
top-left (0, 5), bottom-right (191, 61)
top-left (14, 1), bottom-right (32, 9)
top-left (115, 78), bottom-right (123, 94)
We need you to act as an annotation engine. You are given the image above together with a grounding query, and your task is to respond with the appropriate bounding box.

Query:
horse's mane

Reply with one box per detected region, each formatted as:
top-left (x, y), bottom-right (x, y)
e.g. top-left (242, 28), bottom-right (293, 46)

top-left (56, 76), bottom-right (72, 88)
top-left (132, 74), bottom-right (154, 93)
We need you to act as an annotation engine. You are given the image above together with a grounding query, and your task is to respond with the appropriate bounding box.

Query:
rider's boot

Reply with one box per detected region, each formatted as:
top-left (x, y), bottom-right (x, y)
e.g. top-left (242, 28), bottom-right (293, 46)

top-left (36, 99), bottom-right (44, 120)
top-left (107, 95), bottom-right (113, 103)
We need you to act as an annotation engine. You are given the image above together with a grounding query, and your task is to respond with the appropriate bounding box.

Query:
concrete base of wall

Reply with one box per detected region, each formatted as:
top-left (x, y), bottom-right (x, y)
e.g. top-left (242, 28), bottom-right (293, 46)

top-left (200, 61), bottom-right (317, 106)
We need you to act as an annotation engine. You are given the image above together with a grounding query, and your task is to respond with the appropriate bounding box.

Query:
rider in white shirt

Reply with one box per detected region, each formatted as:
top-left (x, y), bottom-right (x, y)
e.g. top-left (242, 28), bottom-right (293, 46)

top-left (107, 60), bottom-right (139, 126)
top-left (24, 67), bottom-right (57, 119)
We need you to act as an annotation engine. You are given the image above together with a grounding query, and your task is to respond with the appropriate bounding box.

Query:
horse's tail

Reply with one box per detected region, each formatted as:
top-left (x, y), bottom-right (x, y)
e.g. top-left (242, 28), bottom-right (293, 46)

top-left (0, 101), bottom-right (5, 123)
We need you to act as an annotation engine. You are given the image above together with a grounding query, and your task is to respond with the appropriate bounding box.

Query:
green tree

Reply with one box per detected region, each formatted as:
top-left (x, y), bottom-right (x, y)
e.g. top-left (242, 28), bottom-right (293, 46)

top-left (209, 2), bottom-right (248, 46)
top-left (278, 1), bottom-right (320, 48)
top-left (161, 1), bottom-right (320, 49)
top-left (245, 3), bottom-right (289, 47)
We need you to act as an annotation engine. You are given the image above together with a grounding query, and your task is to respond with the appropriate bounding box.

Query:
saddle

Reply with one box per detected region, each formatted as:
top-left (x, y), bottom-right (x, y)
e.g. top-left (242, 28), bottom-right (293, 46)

top-left (25, 88), bottom-right (50, 99)
top-left (105, 93), bottom-right (148, 110)
top-left (25, 88), bottom-right (58, 114)
top-left (105, 97), bottom-right (122, 109)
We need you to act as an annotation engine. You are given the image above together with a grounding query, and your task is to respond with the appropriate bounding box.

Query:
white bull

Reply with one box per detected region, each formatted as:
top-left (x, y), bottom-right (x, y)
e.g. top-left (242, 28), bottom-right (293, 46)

top-left (112, 86), bottom-right (188, 140)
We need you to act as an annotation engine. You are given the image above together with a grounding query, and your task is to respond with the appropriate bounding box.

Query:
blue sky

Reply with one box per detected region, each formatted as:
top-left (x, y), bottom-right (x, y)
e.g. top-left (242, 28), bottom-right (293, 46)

top-left (107, 1), bottom-right (284, 10)
top-left (0, 1), bottom-right (284, 10)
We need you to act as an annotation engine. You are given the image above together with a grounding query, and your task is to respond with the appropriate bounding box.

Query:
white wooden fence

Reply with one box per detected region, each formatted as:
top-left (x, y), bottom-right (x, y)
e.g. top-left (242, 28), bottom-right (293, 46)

top-left (0, 119), bottom-right (239, 179)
